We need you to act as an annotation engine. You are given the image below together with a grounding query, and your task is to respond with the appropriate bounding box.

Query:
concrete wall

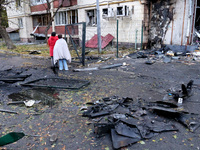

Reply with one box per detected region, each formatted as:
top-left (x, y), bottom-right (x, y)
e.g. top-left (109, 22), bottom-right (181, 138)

top-left (77, 0), bottom-right (147, 47)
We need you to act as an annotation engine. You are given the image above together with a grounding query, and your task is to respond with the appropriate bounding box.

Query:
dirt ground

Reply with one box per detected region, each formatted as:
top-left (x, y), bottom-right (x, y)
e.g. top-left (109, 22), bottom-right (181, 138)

top-left (0, 49), bottom-right (200, 150)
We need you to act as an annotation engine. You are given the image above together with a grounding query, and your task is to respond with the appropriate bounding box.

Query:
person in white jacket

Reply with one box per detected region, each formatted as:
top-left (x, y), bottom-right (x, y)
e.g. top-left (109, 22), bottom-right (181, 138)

top-left (53, 34), bottom-right (71, 71)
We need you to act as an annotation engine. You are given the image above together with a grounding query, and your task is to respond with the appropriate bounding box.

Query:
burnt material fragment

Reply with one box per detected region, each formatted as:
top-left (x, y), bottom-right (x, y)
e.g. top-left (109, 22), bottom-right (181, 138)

top-left (121, 118), bottom-right (178, 139)
top-left (137, 52), bottom-right (148, 58)
top-left (176, 113), bottom-right (200, 132)
top-left (94, 123), bottom-right (115, 137)
top-left (90, 111), bottom-right (110, 118)
top-left (115, 122), bottom-right (141, 139)
top-left (21, 78), bottom-right (90, 89)
top-left (83, 103), bottom-right (111, 118)
top-left (168, 80), bottom-right (194, 105)
top-left (145, 120), bottom-right (178, 133)
top-left (113, 105), bottom-right (130, 114)
top-left (181, 80), bottom-right (193, 97)
top-left (120, 118), bottom-right (138, 127)
top-left (136, 123), bottom-right (159, 139)
top-left (111, 129), bottom-right (140, 149)
top-left (148, 106), bottom-right (188, 115)
top-left (149, 101), bottom-right (179, 108)
top-left (82, 94), bottom-right (196, 149)
top-left (0, 74), bottom-right (32, 83)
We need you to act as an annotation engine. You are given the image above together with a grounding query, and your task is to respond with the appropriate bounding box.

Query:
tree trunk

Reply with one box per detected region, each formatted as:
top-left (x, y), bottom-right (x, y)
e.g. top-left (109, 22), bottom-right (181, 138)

top-left (0, 25), bottom-right (16, 49)
top-left (45, 20), bottom-right (52, 43)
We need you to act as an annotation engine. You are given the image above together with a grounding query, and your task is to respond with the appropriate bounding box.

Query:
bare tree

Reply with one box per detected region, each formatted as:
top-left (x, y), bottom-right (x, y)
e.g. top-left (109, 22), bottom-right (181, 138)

top-left (0, 0), bottom-right (16, 49)
top-left (42, 0), bottom-right (64, 42)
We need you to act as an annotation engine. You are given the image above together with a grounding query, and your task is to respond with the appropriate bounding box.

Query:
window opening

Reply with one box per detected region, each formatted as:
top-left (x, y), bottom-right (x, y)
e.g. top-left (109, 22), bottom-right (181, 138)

top-left (86, 9), bottom-right (97, 26)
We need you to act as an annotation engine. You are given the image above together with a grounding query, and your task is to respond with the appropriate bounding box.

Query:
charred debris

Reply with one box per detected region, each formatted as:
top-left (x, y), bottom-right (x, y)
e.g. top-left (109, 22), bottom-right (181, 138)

top-left (148, 0), bottom-right (175, 49)
top-left (128, 44), bottom-right (200, 64)
top-left (0, 68), bottom-right (32, 83)
top-left (82, 80), bottom-right (200, 149)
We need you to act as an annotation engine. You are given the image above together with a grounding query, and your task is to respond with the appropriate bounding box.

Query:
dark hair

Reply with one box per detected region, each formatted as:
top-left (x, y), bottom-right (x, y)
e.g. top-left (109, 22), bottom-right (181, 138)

top-left (58, 34), bottom-right (62, 39)
top-left (51, 32), bottom-right (56, 36)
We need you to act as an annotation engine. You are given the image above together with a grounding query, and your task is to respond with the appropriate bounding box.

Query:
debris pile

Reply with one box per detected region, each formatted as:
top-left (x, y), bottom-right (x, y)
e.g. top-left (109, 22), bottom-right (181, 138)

top-left (0, 68), bottom-right (31, 83)
top-left (128, 45), bottom-right (200, 64)
top-left (82, 80), bottom-right (200, 149)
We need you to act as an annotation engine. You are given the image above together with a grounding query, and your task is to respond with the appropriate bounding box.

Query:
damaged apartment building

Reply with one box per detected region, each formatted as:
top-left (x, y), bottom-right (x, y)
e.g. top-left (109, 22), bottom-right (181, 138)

top-left (5, 0), bottom-right (200, 50)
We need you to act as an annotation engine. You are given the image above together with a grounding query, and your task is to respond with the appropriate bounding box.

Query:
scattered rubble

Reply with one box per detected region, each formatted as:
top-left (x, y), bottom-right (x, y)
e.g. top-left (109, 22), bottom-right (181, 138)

top-left (81, 81), bottom-right (199, 149)
top-left (0, 75), bottom-right (32, 83)
top-left (128, 45), bottom-right (200, 65)
top-left (0, 68), bottom-right (32, 83)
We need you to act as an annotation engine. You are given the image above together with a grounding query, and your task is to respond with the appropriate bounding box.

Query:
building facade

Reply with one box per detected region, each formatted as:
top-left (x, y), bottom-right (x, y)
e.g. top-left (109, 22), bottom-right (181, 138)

top-left (5, 0), bottom-right (200, 49)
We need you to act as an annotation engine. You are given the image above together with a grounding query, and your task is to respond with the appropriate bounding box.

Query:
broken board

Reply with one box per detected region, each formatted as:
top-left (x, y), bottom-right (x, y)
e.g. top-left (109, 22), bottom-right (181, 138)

top-left (21, 78), bottom-right (90, 89)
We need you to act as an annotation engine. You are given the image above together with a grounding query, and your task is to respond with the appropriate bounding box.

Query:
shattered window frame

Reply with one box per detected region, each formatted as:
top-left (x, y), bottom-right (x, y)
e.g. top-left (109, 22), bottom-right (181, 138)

top-left (86, 9), bottom-right (97, 26)
top-left (33, 14), bottom-right (51, 27)
top-left (69, 10), bottom-right (78, 24)
top-left (55, 10), bottom-right (78, 25)
top-left (102, 7), bottom-right (115, 18)
top-left (117, 6), bottom-right (124, 16)
top-left (55, 11), bottom-right (67, 25)
top-left (102, 8), bottom-right (108, 16)
top-left (117, 5), bottom-right (129, 17)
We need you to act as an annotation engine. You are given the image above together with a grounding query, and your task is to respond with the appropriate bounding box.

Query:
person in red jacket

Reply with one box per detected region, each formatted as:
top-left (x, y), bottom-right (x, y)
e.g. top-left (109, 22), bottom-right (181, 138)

top-left (48, 32), bottom-right (58, 68)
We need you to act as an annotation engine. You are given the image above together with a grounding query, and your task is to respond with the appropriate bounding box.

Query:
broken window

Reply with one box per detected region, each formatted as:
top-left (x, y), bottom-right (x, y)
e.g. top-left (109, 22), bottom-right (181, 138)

top-left (67, 10), bottom-right (78, 24)
top-left (70, 10), bottom-right (78, 24)
top-left (117, 6), bottom-right (123, 16)
top-left (117, 5), bottom-right (129, 16)
top-left (102, 8), bottom-right (114, 18)
top-left (55, 11), bottom-right (67, 25)
top-left (18, 18), bottom-right (23, 28)
top-left (16, 0), bottom-right (21, 7)
top-left (103, 8), bottom-right (108, 16)
top-left (86, 9), bottom-right (97, 26)
top-left (55, 10), bottom-right (78, 25)
top-left (32, 14), bottom-right (51, 27)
